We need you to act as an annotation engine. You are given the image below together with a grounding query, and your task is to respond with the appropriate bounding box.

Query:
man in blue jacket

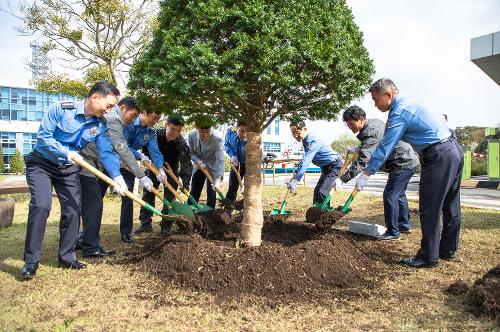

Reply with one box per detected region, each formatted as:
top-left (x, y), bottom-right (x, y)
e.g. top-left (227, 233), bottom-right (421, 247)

top-left (357, 78), bottom-right (464, 268)
top-left (224, 120), bottom-right (247, 205)
top-left (21, 81), bottom-right (124, 279)
top-left (288, 121), bottom-right (343, 204)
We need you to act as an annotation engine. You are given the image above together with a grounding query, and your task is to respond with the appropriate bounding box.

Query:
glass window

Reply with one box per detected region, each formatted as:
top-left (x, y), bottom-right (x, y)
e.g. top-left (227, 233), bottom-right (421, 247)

top-left (263, 142), bottom-right (281, 152)
top-left (266, 125), bottom-right (271, 134)
top-left (274, 119), bottom-right (280, 135)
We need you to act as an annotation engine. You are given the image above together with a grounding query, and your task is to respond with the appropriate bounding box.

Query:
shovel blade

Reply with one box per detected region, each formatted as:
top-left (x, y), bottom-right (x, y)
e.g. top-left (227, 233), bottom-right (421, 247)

top-left (270, 208), bottom-right (291, 216)
top-left (170, 200), bottom-right (197, 221)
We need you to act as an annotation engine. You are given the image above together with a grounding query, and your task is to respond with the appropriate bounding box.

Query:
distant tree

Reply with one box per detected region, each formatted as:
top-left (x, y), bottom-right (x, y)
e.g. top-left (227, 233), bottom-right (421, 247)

top-left (456, 126), bottom-right (486, 147)
top-left (129, 0), bottom-right (374, 247)
top-left (3, 0), bottom-right (158, 89)
top-left (331, 133), bottom-right (359, 158)
top-left (9, 149), bottom-right (25, 175)
top-left (0, 146), bottom-right (5, 173)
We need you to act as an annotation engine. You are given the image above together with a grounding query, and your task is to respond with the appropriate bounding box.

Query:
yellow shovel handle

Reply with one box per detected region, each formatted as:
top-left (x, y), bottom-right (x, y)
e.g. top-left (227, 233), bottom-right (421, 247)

top-left (142, 160), bottom-right (185, 203)
top-left (74, 157), bottom-right (147, 207)
top-left (163, 162), bottom-right (191, 198)
top-left (197, 164), bottom-right (223, 195)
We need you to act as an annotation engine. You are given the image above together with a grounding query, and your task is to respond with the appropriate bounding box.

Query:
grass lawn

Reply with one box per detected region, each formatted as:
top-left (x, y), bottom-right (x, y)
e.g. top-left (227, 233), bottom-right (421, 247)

top-left (1, 185), bottom-right (499, 331)
top-left (0, 175), bottom-right (8, 181)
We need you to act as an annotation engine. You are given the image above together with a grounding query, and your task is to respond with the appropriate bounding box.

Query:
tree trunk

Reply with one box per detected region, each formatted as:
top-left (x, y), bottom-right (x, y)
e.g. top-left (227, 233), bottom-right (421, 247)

top-left (237, 131), bottom-right (264, 247)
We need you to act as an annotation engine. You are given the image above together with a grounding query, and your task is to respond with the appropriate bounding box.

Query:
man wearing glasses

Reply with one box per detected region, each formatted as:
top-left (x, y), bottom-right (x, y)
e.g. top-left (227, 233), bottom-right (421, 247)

top-left (335, 105), bottom-right (419, 241)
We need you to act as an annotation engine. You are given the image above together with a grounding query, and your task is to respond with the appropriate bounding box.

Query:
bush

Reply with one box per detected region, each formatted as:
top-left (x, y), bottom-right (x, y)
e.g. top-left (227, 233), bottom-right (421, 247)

top-left (471, 157), bottom-right (487, 176)
top-left (225, 154), bottom-right (230, 172)
top-left (0, 145), bottom-right (5, 173)
top-left (330, 133), bottom-right (359, 157)
top-left (9, 149), bottom-right (25, 175)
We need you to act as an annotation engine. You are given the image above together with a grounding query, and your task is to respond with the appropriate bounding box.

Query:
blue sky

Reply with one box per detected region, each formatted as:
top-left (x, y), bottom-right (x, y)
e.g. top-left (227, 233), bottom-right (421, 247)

top-left (1, 0), bottom-right (499, 144)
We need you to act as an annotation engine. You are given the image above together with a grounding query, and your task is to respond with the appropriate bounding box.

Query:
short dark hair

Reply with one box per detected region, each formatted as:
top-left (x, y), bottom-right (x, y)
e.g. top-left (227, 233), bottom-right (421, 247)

top-left (87, 80), bottom-right (120, 98)
top-left (237, 120), bottom-right (247, 127)
top-left (343, 105), bottom-right (366, 122)
top-left (167, 114), bottom-right (185, 126)
top-left (117, 96), bottom-right (139, 111)
top-left (290, 120), bottom-right (306, 129)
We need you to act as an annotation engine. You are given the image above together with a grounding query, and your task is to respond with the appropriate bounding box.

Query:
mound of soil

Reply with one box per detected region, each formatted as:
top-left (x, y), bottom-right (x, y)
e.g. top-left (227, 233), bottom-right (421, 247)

top-left (305, 207), bottom-right (345, 228)
top-left (446, 280), bottom-right (469, 295)
top-left (132, 214), bottom-right (390, 300)
top-left (466, 265), bottom-right (500, 324)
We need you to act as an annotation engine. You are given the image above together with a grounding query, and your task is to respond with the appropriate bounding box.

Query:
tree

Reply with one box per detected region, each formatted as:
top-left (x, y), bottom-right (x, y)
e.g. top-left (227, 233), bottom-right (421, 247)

top-left (6, 0), bottom-right (158, 88)
top-left (129, 0), bottom-right (374, 247)
top-left (10, 150), bottom-right (25, 175)
top-left (331, 133), bottom-right (359, 157)
top-left (0, 146), bottom-right (5, 173)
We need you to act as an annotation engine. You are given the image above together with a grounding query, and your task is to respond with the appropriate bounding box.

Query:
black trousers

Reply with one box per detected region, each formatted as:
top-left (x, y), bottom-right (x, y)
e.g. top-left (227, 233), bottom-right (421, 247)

top-left (24, 151), bottom-right (81, 264)
top-left (313, 159), bottom-right (344, 204)
top-left (138, 170), bottom-right (178, 226)
top-left (417, 139), bottom-right (464, 262)
top-left (226, 163), bottom-right (246, 202)
top-left (119, 168), bottom-right (136, 236)
top-left (79, 175), bottom-right (108, 254)
top-left (189, 169), bottom-right (216, 209)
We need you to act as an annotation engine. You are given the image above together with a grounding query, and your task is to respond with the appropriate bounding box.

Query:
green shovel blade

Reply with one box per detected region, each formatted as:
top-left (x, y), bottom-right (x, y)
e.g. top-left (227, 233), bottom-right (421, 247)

top-left (144, 203), bottom-right (168, 217)
top-left (170, 199), bottom-right (197, 221)
top-left (312, 194), bottom-right (333, 211)
top-left (341, 194), bottom-right (355, 213)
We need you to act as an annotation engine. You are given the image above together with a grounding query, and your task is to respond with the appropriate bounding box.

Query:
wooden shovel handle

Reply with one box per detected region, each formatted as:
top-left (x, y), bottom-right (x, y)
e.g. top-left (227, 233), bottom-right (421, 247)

top-left (74, 157), bottom-right (147, 207)
top-left (142, 160), bottom-right (185, 203)
top-left (163, 162), bottom-right (191, 198)
top-left (230, 163), bottom-right (243, 187)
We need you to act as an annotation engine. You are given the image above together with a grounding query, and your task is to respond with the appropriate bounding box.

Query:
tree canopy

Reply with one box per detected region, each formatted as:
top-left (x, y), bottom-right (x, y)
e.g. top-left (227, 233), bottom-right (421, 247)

top-left (8, 0), bottom-right (158, 87)
top-left (128, 0), bottom-right (374, 130)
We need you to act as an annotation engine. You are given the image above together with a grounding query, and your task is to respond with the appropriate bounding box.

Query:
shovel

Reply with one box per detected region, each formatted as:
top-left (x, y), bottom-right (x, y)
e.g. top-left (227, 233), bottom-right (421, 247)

top-left (305, 152), bottom-right (358, 223)
top-left (73, 157), bottom-right (167, 217)
top-left (163, 162), bottom-right (213, 214)
top-left (197, 165), bottom-right (230, 206)
top-left (316, 187), bottom-right (359, 229)
top-left (142, 160), bottom-right (199, 226)
top-left (229, 162), bottom-right (244, 211)
top-left (268, 173), bottom-right (295, 222)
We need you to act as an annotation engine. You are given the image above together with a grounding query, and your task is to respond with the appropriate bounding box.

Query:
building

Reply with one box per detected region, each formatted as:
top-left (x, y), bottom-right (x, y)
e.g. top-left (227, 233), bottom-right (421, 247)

top-left (0, 84), bottom-right (77, 169)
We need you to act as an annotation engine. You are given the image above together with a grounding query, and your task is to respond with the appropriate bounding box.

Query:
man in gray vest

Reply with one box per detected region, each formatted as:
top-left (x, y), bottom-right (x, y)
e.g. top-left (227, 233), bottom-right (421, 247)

top-left (334, 105), bottom-right (419, 240)
top-left (79, 97), bottom-right (154, 258)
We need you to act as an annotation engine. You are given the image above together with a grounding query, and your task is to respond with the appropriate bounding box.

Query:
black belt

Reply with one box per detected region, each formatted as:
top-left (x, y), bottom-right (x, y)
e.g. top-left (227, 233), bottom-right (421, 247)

top-left (32, 150), bottom-right (73, 169)
top-left (420, 137), bottom-right (453, 155)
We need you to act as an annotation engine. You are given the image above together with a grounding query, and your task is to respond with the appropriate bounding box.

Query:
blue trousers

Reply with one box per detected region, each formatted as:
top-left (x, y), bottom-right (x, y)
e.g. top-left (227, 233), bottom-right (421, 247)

top-left (383, 167), bottom-right (416, 237)
top-left (417, 139), bottom-right (464, 262)
top-left (226, 163), bottom-right (245, 202)
top-left (313, 160), bottom-right (343, 204)
top-left (24, 151), bottom-right (81, 264)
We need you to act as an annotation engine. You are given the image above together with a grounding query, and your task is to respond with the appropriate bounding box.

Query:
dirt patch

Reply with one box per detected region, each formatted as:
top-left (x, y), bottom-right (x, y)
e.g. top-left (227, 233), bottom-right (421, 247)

top-left (233, 199), bottom-right (244, 211)
top-left (466, 265), bottom-right (500, 324)
top-left (306, 207), bottom-right (345, 228)
top-left (128, 214), bottom-right (393, 301)
top-left (446, 280), bottom-right (469, 295)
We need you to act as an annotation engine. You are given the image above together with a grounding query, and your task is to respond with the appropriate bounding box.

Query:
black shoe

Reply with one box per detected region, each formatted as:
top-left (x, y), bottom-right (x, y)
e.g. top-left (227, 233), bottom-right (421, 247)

top-left (21, 262), bottom-right (39, 280)
top-left (134, 223), bottom-right (153, 234)
top-left (121, 234), bottom-right (135, 243)
top-left (399, 228), bottom-right (413, 234)
top-left (439, 251), bottom-right (456, 261)
top-left (400, 256), bottom-right (438, 268)
top-left (83, 247), bottom-right (117, 258)
top-left (376, 233), bottom-right (400, 241)
top-left (58, 259), bottom-right (87, 270)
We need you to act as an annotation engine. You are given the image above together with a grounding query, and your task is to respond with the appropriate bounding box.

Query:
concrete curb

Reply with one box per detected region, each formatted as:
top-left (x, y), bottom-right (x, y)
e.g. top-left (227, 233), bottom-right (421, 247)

top-left (461, 179), bottom-right (500, 190)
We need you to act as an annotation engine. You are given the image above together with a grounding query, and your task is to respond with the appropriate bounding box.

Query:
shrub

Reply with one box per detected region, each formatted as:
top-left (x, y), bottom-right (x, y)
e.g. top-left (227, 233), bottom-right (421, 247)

top-left (9, 149), bottom-right (25, 175)
top-left (471, 157), bottom-right (487, 176)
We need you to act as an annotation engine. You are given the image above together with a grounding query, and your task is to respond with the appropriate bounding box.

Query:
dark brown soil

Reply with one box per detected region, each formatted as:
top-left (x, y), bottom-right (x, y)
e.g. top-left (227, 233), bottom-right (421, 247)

top-left (267, 214), bottom-right (290, 223)
top-left (466, 265), bottom-right (500, 324)
top-left (306, 207), bottom-right (346, 228)
top-left (446, 280), bottom-right (469, 295)
top-left (233, 199), bottom-right (244, 211)
top-left (129, 214), bottom-right (398, 301)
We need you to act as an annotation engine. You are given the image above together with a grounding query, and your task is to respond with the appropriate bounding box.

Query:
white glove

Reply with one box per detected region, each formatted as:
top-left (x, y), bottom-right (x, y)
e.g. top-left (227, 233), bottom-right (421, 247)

top-left (139, 176), bottom-right (153, 192)
top-left (139, 153), bottom-right (151, 163)
top-left (67, 151), bottom-right (82, 165)
top-left (197, 160), bottom-right (207, 169)
top-left (356, 173), bottom-right (370, 191)
top-left (287, 179), bottom-right (298, 193)
top-left (211, 177), bottom-right (222, 191)
top-left (113, 175), bottom-right (127, 196)
top-left (230, 156), bottom-right (239, 166)
top-left (156, 168), bottom-right (167, 183)
top-left (348, 147), bottom-right (360, 154)
top-left (333, 177), bottom-right (343, 191)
